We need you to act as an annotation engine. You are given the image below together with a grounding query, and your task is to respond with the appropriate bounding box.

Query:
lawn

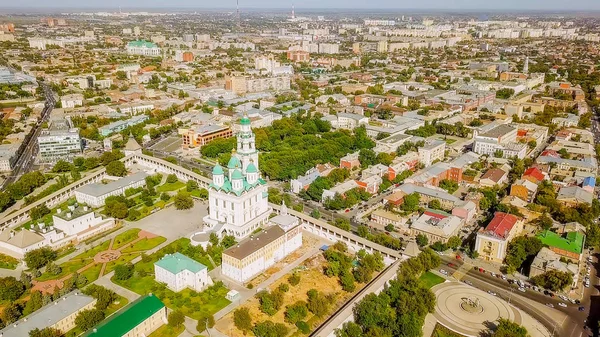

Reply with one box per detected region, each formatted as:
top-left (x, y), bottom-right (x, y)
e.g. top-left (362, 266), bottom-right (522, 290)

top-left (121, 237), bottom-right (167, 253)
top-left (438, 138), bottom-right (457, 144)
top-left (112, 228), bottom-right (142, 250)
top-left (0, 253), bottom-right (19, 270)
top-left (104, 253), bottom-right (141, 274)
top-left (431, 323), bottom-right (466, 337)
top-left (149, 324), bottom-right (185, 337)
top-left (157, 181), bottom-right (185, 192)
top-left (37, 258), bottom-right (93, 281)
top-left (77, 240), bottom-right (111, 259)
top-left (419, 271), bottom-right (445, 289)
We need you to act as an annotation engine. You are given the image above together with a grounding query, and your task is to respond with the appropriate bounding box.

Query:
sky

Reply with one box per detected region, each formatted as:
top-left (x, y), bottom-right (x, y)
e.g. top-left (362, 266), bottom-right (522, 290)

top-left (3, 0), bottom-right (600, 10)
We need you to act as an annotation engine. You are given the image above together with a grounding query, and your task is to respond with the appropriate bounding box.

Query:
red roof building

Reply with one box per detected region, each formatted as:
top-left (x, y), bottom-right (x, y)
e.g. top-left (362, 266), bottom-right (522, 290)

top-left (484, 212), bottom-right (519, 239)
top-left (523, 167), bottom-right (545, 183)
top-left (540, 149), bottom-right (560, 158)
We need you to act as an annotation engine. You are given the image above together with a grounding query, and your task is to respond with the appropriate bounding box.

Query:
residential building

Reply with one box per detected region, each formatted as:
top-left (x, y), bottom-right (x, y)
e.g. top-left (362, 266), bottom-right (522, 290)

top-left (475, 212), bottom-right (524, 263)
top-left (98, 115), bottom-right (149, 136)
top-left (287, 50), bottom-right (310, 62)
top-left (410, 210), bottom-right (464, 243)
top-left (557, 186), bottom-right (594, 206)
top-left (322, 180), bottom-right (360, 201)
top-left (37, 117), bottom-right (82, 164)
top-left (221, 205), bottom-right (302, 283)
top-left (473, 124), bottom-right (527, 159)
top-left (0, 291), bottom-right (96, 337)
top-left (452, 200), bottom-right (477, 222)
top-left (60, 94), bottom-right (83, 109)
top-left (537, 230), bottom-right (585, 262)
top-left (203, 116), bottom-right (271, 239)
top-left (126, 40), bottom-right (161, 56)
top-left (74, 172), bottom-right (148, 207)
top-left (181, 125), bottom-right (233, 149)
top-left (418, 140), bottom-right (445, 167)
top-left (530, 247), bottom-right (578, 287)
top-left (340, 152), bottom-right (360, 170)
top-left (0, 143), bottom-right (18, 172)
top-left (523, 167), bottom-right (547, 184)
top-left (510, 179), bottom-right (538, 202)
top-left (84, 295), bottom-right (166, 337)
top-left (154, 252), bottom-right (211, 292)
top-left (369, 209), bottom-right (409, 233)
top-left (225, 76), bottom-right (291, 95)
top-left (397, 183), bottom-right (460, 210)
top-left (290, 164), bottom-right (335, 194)
top-left (479, 168), bottom-right (508, 187)
top-left (322, 113), bottom-right (368, 130)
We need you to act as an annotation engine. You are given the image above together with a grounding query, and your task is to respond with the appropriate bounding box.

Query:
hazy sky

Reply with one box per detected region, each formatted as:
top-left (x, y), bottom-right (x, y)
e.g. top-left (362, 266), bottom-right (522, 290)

top-left (4, 0), bottom-right (600, 10)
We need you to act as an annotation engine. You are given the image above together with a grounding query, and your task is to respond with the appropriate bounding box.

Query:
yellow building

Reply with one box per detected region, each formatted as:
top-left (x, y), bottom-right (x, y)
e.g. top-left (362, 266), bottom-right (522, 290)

top-left (475, 212), bottom-right (524, 263)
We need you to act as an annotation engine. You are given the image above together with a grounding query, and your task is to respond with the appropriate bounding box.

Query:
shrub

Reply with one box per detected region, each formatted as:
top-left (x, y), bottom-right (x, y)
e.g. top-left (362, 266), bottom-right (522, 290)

top-left (296, 321), bottom-right (310, 334)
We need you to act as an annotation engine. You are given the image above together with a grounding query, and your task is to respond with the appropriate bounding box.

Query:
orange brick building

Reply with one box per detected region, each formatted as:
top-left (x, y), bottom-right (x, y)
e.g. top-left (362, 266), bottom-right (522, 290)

top-left (181, 125), bottom-right (233, 149)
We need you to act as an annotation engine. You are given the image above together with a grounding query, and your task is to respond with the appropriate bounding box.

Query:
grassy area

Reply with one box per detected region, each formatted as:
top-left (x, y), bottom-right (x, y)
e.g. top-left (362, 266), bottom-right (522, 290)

top-left (84, 225), bottom-right (123, 245)
top-left (104, 253), bottom-right (140, 274)
top-left (105, 294), bottom-right (130, 316)
top-left (419, 271), bottom-right (445, 289)
top-left (438, 138), bottom-right (457, 144)
top-left (121, 236), bottom-right (167, 253)
top-left (431, 324), bottom-right (466, 337)
top-left (157, 181), bottom-right (185, 192)
top-left (77, 240), bottom-right (111, 259)
top-left (148, 324), bottom-right (185, 337)
top-left (112, 228), bottom-right (142, 250)
top-left (37, 259), bottom-right (93, 281)
top-left (0, 253), bottom-right (19, 270)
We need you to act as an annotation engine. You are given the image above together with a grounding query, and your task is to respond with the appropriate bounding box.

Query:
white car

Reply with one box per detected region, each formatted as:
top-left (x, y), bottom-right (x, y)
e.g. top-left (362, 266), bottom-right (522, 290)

top-left (487, 291), bottom-right (497, 296)
top-left (559, 295), bottom-right (568, 301)
top-left (491, 272), bottom-right (496, 277)
top-left (585, 282), bottom-right (590, 288)
top-left (439, 269), bottom-right (448, 275)
top-left (558, 303), bottom-right (568, 308)
top-left (501, 275), bottom-right (507, 280)
top-left (546, 303), bottom-right (554, 308)
top-left (518, 287), bottom-right (526, 292)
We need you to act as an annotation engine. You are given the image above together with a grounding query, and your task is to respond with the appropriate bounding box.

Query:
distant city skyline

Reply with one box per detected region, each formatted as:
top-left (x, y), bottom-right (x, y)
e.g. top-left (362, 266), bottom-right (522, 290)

top-left (2, 0), bottom-right (600, 11)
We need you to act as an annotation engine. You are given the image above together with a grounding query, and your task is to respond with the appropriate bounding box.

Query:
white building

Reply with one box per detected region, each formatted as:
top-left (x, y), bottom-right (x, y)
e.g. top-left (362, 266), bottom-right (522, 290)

top-left (74, 172), bottom-right (148, 207)
top-left (418, 140), bottom-right (445, 167)
top-left (221, 204), bottom-right (302, 283)
top-left (126, 40), bottom-right (161, 56)
top-left (203, 116), bottom-right (271, 239)
top-left (0, 225), bottom-right (69, 258)
top-left (0, 143), bottom-right (18, 172)
top-left (37, 117), bottom-right (82, 164)
top-left (52, 204), bottom-right (115, 239)
top-left (473, 124), bottom-right (527, 159)
top-left (60, 94), bottom-right (83, 109)
top-left (321, 113), bottom-right (368, 130)
top-left (154, 252), bottom-right (212, 292)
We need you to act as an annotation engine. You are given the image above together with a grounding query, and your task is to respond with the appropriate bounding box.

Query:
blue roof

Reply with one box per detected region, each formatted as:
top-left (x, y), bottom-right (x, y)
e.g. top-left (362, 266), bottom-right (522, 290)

top-left (231, 169), bottom-right (244, 180)
top-left (227, 156), bottom-right (241, 169)
top-left (246, 162), bottom-right (258, 173)
top-left (583, 176), bottom-right (596, 187)
top-left (213, 164), bottom-right (224, 175)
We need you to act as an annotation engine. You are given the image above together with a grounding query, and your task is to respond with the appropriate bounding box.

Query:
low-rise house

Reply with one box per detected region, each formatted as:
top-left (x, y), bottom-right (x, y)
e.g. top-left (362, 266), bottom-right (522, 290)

top-left (510, 179), bottom-right (538, 202)
top-left (339, 152), bottom-right (360, 170)
top-left (479, 168), bottom-right (509, 187)
top-left (397, 183), bottom-right (460, 210)
top-left (410, 210), bottom-right (464, 244)
top-left (154, 252), bottom-right (212, 292)
top-left (523, 167), bottom-right (547, 184)
top-left (0, 291), bottom-right (96, 337)
top-left (322, 180), bottom-right (360, 201)
top-left (84, 294), bottom-right (166, 337)
top-left (52, 204), bottom-right (115, 241)
top-left (582, 176), bottom-right (596, 193)
top-left (75, 172), bottom-right (148, 207)
top-left (418, 140), bottom-right (445, 167)
top-left (529, 247), bottom-right (578, 287)
top-left (452, 200), bottom-right (477, 222)
top-left (475, 212), bottom-right (524, 263)
top-left (322, 113), bottom-right (368, 130)
top-left (537, 230), bottom-right (585, 262)
top-left (290, 164), bottom-right (336, 194)
top-left (369, 209), bottom-right (409, 233)
top-left (357, 175), bottom-right (383, 194)
top-left (557, 186), bottom-right (594, 206)
top-left (60, 94), bottom-right (83, 109)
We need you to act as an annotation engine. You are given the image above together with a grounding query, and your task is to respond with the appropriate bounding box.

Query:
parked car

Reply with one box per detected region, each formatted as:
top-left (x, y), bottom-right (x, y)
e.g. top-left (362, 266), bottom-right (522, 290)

top-left (439, 269), bottom-right (448, 275)
top-left (579, 306), bottom-right (586, 311)
top-left (559, 295), bottom-right (568, 301)
top-left (464, 280), bottom-right (473, 286)
top-left (558, 302), bottom-right (567, 308)
top-left (546, 303), bottom-right (554, 308)
top-left (487, 291), bottom-right (496, 296)
top-left (448, 263), bottom-right (455, 268)
top-left (518, 287), bottom-right (526, 292)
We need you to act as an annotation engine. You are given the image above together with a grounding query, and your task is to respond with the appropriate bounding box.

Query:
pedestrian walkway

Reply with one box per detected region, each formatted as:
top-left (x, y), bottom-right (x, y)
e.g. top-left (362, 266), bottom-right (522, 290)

top-left (452, 261), bottom-right (472, 280)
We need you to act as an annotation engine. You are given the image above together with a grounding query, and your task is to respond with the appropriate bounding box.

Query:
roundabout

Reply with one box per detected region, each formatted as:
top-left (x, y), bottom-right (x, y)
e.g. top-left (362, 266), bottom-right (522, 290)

top-left (432, 282), bottom-right (521, 336)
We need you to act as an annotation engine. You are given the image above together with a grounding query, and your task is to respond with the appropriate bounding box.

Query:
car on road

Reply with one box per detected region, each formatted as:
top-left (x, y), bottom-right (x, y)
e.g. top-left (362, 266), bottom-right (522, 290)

top-left (448, 263), bottom-right (455, 267)
top-left (439, 269), bottom-right (448, 275)
top-left (487, 291), bottom-right (496, 296)
top-left (464, 280), bottom-right (473, 286)
top-left (518, 287), bottom-right (526, 292)
top-left (546, 303), bottom-right (554, 308)
top-left (559, 295), bottom-right (568, 301)
top-left (501, 275), bottom-right (507, 280)
top-left (579, 306), bottom-right (586, 311)
top-left (558, 302), bottom-right (567, 308)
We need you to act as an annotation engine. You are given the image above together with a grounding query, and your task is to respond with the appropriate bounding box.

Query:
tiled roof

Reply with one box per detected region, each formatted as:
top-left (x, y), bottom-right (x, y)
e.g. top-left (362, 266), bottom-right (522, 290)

top-left (483, 212), bottom-right (519, 239)
top-left (523, 167), bottom-right (545, 182)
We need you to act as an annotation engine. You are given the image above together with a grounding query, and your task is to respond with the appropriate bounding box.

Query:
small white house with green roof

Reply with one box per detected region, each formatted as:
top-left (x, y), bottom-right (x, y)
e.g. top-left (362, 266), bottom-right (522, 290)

top-left (154, 252), bottom-right (212, 292)
top-left (126, 40), bottom-right (161, 56)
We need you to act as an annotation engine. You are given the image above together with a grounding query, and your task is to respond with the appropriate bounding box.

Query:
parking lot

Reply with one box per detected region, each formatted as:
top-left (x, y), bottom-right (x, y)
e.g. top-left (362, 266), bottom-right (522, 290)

top-left (149, 135), bottom-right (182, 153)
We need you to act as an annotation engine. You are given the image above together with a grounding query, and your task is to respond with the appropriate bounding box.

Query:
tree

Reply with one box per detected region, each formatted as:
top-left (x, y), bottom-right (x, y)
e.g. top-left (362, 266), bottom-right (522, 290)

top-left (439, 179), bottom-right (458, 194)
top-left (505, 236), bottom-right (543, 274)
top-left (168, 310), bottom-right (185, 327)
top-left (0, 277), bottom-right (25, 301)
top-left (495, 88), bottom-right (515, 99)
top-left (83, 284), bottom-right (118, 310)
top-left (233, 307), bottom-right (253, 332)
top-left (335, 322), bottom-right (363, 337)
top-left (75, 309), bottom-right (105, 332)
top-left (401, 193), bottom-right (420, 212)
top-left (105, 161), bottom-right (127, 177)
top-left (113, 263), bottom-right (134, 281)
top-left (3, 303), bottom-right (21, 324)
top-left (29, 204), bottom-right (51, 221)
top-left (166, 174), bottom-right (178, 183)
top-left (307, 289), bottom-right (330, 317)
top-left (52, 160), bottom-right (73, 173)
top-left (253, 320), bottom-right (289, 337)
top-left (428, 199), bottom-right (441, 210)
top-left (174, 191), bottom-right (194, 210)
top-left (29, 328), bottom-right (63, 337)
top-left (24, 247), bottom-right (57, 269)
top-left (492, 318), bottom-right (528, 337)
top-left (284, 301), bottom-right (308, 324)
top-left (447, 236), bottom-right (462, 250)
top-left (256, 290), bottom-right (285, 316)
top-left (340, 271), bottom-right (356, 292)
top-left (288, 273), bottom-right (301, 286)
top-left (385, 224), bottom-right (395, 232)
top-left (357, 225), bottom-right (369, 238)
top-left (416, 234), bottom-right (429, 247)
top-left (186, 179), bottom-right (199, 192)
top-left (84, 157), bottom-right (100, 170)
top-left (196, 313), bottom-right (215, 331)
top-left (531, 270), bottom-right (573, 291)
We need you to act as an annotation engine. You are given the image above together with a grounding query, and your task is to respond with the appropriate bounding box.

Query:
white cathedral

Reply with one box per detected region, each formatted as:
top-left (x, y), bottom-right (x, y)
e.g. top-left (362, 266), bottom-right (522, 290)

top-left (203, 115), bottom-right (272, 239)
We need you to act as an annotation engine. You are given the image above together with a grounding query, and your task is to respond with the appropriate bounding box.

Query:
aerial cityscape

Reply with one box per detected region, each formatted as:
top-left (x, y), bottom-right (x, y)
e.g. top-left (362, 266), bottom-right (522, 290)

top-left (1, 2), bottom-right (600, 337)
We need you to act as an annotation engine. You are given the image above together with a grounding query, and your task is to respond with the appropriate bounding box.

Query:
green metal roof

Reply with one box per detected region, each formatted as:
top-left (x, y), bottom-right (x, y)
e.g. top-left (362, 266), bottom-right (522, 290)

top-left (213, 164), bottom-right (224, 175)
top-left (240, 116), bottom-right (251, 125)
top-left (127, 40), bottom-right (158, 48)
top-left (246, 162), bottom-right (258, 173)
top-left (231, 169), bottom-right (244, 180)
top-left (155, 252), bottom-right (207, 274)
top-left (84, 295), bottom-right (165, 337)
top-left (227, 156), bottom-right (241, 169)
top-left (537, 230), bottom-right (584, 255)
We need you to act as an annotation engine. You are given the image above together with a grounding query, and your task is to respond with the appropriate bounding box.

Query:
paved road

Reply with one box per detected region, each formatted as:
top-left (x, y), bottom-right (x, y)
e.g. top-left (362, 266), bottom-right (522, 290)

top-left (440, 255), bottom-right (597, 337)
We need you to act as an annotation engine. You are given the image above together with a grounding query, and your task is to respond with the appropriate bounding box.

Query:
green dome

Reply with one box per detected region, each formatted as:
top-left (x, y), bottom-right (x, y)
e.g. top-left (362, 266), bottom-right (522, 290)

top-left (227, 156), bottom-right (241, 169)
top-left (240, 116), bottom-right (251, 125)
top-left (212, 164), bottom-right (224, 175)
top-left (231, 169), bottom-right (244, 180)
top-left (246, 162), bottom-right (258, 173)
